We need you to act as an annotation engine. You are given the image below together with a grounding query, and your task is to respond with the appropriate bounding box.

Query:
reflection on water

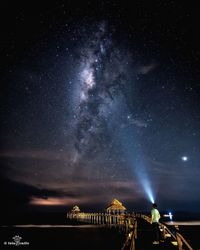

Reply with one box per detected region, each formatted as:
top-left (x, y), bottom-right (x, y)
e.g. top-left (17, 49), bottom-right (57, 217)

top-left (3, 224), bottom-right (103, 228)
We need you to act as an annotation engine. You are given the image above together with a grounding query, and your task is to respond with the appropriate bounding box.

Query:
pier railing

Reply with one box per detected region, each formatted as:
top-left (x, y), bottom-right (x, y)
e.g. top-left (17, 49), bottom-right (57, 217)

top-left (66, 212), bottom-right (137, 250)
top-left (67, 212), bottom-right (135, 231)
top-left (140, 214), bottom-right (193, 250)
top-left (121, 219), bottom-right (137, 250)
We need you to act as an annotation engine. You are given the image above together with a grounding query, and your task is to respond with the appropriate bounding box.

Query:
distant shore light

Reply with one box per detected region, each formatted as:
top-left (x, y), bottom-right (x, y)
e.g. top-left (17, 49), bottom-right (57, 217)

top-left (169, 212), bottom-right (173, 220)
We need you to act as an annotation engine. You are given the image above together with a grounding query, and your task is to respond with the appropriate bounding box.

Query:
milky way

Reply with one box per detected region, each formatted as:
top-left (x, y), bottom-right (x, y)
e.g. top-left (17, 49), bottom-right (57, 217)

top-left (69, 22), bottom-right (134, 162)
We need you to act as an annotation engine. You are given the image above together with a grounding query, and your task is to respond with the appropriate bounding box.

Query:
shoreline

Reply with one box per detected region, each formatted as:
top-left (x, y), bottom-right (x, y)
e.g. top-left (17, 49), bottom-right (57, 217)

top-left (165, 221), bottom-right (200, 226)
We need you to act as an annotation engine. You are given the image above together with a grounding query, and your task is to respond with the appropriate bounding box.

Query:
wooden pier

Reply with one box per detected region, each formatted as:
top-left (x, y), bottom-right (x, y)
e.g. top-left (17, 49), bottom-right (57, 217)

top-left (67, 212), bottom-right (135, 231)
top-left (66, 211), bottom-right (194, 250)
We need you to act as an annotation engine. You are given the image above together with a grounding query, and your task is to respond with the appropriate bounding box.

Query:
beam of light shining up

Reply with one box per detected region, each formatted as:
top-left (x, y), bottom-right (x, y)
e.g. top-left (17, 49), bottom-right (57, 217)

top-left (136, 170), bottom-right (155, 204)
top-left (118, 128), bottom-right (156, 204)
top-left (142, 178), bottom-right (155, 204)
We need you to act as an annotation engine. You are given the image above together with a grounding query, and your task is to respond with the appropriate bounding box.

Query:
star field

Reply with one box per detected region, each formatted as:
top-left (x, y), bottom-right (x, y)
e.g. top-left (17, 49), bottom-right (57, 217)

top-left (0, 1), bottom-right (200, 216)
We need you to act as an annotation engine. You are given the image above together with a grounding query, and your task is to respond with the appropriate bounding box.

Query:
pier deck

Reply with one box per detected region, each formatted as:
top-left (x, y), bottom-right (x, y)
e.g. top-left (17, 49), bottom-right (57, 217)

top-left (135, 218), bottom-right (177, 250)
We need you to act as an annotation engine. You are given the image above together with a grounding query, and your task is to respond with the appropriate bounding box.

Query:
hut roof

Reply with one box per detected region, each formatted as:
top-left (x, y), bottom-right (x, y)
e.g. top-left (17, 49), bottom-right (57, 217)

top-left (106, 198), bottom-right (126, 211)
top-left (71, 205), bottom-right (81, 212)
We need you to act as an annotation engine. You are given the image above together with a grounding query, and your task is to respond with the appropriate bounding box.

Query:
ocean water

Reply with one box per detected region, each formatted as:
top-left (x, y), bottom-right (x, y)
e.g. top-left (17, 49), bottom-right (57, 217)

top-left (172, 225), bottom-right (200, 249)
top-left (1, 212), bottom-right (200, 250)
top-left (1, 225), bottom-right (126, 250)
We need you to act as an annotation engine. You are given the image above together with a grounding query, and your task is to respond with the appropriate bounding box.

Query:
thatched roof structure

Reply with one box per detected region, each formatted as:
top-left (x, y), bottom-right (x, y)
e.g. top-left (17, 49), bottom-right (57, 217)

top-left (71, 205), bottom-right (81, 213)
top-left (106, 198), bottom-right (126, 213)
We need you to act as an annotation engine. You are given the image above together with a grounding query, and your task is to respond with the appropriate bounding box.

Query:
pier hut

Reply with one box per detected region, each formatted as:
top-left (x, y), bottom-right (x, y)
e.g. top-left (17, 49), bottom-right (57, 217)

top-left (106, 198), bottom-right (126, 214)
top-left (71, 205), bottom-right (81, 214)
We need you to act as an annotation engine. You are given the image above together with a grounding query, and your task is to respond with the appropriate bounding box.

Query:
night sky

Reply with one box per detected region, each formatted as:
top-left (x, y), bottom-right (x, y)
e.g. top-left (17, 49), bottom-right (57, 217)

top-left (1, 1), bottom-right (200, 218)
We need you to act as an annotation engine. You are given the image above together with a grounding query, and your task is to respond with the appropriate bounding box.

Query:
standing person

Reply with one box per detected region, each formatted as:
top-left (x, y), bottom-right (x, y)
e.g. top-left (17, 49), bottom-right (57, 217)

top-left (151, 203), bottom-right (161, 244)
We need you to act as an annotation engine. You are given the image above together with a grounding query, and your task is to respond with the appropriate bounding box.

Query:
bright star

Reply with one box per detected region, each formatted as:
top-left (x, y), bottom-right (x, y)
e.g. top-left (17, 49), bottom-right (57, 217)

top-left (181, 156), bottom-right (188, 162)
